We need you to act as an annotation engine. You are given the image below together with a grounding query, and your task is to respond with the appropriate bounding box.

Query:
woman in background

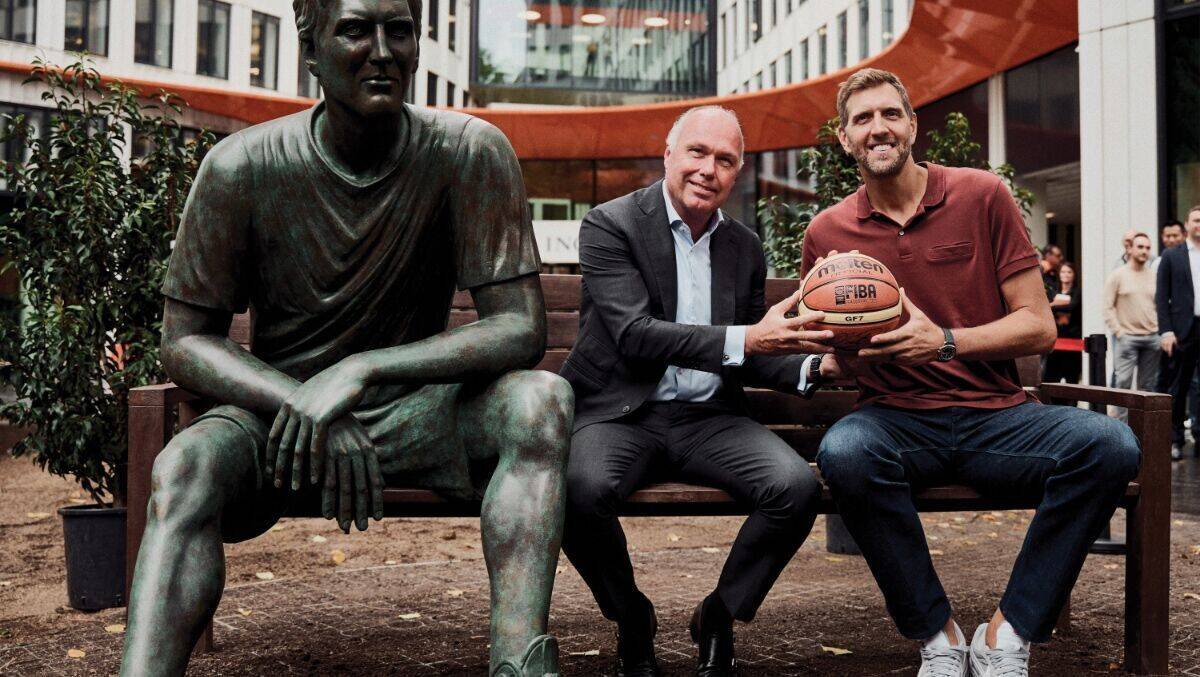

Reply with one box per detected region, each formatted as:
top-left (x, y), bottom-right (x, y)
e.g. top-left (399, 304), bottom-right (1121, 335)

top-left (1043, 260), bottom-right (1082, 383)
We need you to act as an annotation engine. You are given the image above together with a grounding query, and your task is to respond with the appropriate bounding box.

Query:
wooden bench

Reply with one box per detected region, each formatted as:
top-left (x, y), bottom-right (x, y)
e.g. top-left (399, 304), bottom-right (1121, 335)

top-left (126, 274), bottom-right (1171, 674)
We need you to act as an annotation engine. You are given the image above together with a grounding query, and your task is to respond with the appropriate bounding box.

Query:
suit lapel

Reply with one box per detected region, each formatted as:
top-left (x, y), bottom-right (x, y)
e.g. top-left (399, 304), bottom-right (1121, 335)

top-left (710, 224), bottom-right (736, 325)
top-left (635, 182), bottom-right (678, 321)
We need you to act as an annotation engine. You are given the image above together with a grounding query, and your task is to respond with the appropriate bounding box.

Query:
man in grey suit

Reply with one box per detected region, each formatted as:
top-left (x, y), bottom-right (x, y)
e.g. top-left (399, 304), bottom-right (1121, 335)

top-left (559, 106), bottom-right (834, 677)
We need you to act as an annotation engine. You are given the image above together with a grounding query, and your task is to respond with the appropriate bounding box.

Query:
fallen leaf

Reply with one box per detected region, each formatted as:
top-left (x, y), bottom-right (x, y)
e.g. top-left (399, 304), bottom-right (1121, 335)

top-left (269, 524), bottom-right (284, 532)
top-left (953, 517), bottom-right (966, 523)
top-left (445, 589), bottom-right (465, 598)
top-left (569, 649), bottom-right (600, 656)
top-left (1108, 661), bottom-right (1120, 670)
top-left (255, 571), bottom-right (274, 581)
top-left (1191, 545), bottom-right (1200, 556)
top-left (399, 612), bottom-right (421, 620)
top-left (825, 556), bottom-right (845, 563)
top-left (964, 540), bottom-right (977, 546)
top-left (0, 581), bottom-right (11, 587)
top-left (67, 649), bottom-right (86, 658)
top-left (982, 514), bottom-right (997, 522)
top-left (937, 522), bottom-right (950, 529)
top-left (311, 535), bottom-right (327, 544)
top-left (440, 530), bottom-right (456, 541)
top-left (26, 512), bottom-right (50, 520)
top-left (331, 550), bottom-right (347, 565)
top-left (988, 532), bottom-right (999, 538)
top-left (1174, 520), bottom-right (1185, 526)
top-left (104, 623), bottom-right (125, 634)
top-left (701, 547), bottom-right (720, 554)
top-left (990, 511), bottom-right (1004, 517)
top-left (1104, 563), bottom-right (1120, 570)
top-left (237, 608), bottom-right (252, 616)
top-left (821, 645), bottom-right (852, 656)
top-left (1184, 592), bottom-right (1200, 601)
top-left (667, 533), bottom-right (681, 542)
top-left (929, 549), bottom-right (944, 556)
top-left (68, 498), bottom-right (88, 504)
top-left (681, 574), bottom-right (694, 578)
top-left (928, 535), bottom-right (940, 541)
top-left (555, 565), bottom-right (566, 575)
top-left (385, 559), bottom-right (397, 565)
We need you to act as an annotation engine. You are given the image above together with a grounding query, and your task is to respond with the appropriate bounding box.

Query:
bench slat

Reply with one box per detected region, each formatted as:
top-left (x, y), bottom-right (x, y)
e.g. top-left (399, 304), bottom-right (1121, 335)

top-left (746, 389), bottom-right (858, 425)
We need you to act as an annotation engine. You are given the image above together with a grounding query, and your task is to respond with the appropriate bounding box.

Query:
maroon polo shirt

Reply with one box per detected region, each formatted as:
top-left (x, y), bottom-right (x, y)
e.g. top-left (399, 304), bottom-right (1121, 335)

top-left (801, 162), bottom-right (1039, 410)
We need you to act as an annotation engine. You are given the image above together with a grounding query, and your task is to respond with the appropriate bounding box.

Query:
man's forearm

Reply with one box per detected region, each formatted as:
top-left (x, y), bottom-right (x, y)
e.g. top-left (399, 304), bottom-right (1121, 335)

top-left (164, 335), bottom-right (300, 415)
top-left (952, 308), bottom-right (1056, 361)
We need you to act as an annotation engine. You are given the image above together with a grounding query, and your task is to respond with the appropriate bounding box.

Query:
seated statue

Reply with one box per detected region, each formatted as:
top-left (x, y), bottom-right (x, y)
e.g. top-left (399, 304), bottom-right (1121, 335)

top-left (120, 0), bottom-right (571, 674)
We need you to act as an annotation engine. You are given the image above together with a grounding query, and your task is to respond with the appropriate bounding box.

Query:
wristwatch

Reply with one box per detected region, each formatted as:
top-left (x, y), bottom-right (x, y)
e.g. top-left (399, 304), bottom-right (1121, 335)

top-left (936, 327), bottom-right (957, 362)
top-left (808, 354), bottom-right (825, 385)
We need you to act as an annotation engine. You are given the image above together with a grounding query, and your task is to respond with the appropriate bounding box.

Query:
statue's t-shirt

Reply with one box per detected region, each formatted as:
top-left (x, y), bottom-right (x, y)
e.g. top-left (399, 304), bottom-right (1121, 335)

top-left (162, 103), bottom-right (540, 393)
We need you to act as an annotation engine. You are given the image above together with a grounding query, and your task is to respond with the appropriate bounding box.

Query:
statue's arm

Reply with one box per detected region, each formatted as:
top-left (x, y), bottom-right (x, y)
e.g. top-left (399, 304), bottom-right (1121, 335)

top-left (160, 298), bottom-right (300, 414)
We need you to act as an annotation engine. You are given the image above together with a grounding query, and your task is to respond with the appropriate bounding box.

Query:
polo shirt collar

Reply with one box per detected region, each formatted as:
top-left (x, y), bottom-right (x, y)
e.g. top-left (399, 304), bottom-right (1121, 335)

top-left (855, 161), bottom-right (947, 221)
top-left (662, 180), bottom-right (723, 235)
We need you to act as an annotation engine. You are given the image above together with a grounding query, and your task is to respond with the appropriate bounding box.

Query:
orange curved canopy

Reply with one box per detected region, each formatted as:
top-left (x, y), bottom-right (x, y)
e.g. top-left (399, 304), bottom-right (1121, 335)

top-left (0, 0), bottom-right (1075, 160)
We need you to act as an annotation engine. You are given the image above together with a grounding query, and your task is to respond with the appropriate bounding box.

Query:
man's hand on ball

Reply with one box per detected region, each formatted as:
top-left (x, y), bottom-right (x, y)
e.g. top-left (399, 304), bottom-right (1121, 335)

top-left (812, 249), bottom-right (859, 266)
top-left (746, 288), bottom-right (835, 356)
top-left (320, 416), bottom-right (385, 533)
top-left (857, 289), bottom-right (943, 365)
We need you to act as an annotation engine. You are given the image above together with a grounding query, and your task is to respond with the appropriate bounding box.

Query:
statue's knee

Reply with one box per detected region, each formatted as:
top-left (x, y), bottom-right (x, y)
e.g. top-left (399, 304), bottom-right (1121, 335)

top-left (147, 430), bottom-right (231, 526)
top-left (501, 371), bottom-right (574, 449)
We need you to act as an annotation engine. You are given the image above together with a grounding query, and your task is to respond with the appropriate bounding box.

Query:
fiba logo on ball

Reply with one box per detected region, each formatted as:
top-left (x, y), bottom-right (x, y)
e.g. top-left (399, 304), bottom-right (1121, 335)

top-left (799, 252), bottom-right (903, 351)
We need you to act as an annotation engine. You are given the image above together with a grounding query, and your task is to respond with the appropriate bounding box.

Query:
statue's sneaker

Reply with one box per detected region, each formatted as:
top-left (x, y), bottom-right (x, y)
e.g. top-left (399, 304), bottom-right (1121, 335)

top-left (968, 623), bottom-right (1029, 677)
top-left (491, 634), bottom-right (561, 677)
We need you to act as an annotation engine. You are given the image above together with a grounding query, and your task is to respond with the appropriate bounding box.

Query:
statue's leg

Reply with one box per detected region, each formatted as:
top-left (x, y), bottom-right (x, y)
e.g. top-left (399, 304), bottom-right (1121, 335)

top-left (121, 417), bottom-right (262, 677)
top-left (459, 370), bottom-right (572, 670)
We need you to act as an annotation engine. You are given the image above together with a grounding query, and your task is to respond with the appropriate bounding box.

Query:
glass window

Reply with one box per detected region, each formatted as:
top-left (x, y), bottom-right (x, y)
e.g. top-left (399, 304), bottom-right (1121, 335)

top-left (750, 0), bottom-right (761, 41)
top-left (472, 0), bottom-right (715, 96)
top-left (858, 0), bottom-right (869, 60)
top-left (1165, 14), bottom-right (1199, 219)
top-left (818, 28), bottom-right (827, 74)
top-left (882, 0), bottom-right (894, 46)
top-left (755, 71), bottom-right (762, 90)
top-left (914, 81), bottom-right (989, 162)
top-left (800, 38), bottom-right (808, 79)
top-left (768, 0), bottom-right (775, 30)
top-left (65, 0), bottom-right (108, 55)
top-left (783, 49), bottom-right (792, 83)
top-left (719, 12), bottom-right (726, 67)
top-left (0, 0), bottom-right (36, 44)
top-left (135, 0), bottom-right (172, 67)
top-left (447, 81), bottom-right (455, 107)
top-left (767, 61), bottom-right (776, 88)
top-left (428, 0), bottom-right (438, 41)
top-left (447, 0), bottom-right (456, 50)
top-left (196, 0), bottom-right (229, 78)
top-left (1004, 45), bottom-right (1079, 174)
top-left (786, 0), bottom-right (793, 15)
top-left (837, 12), bottom-right (847, 69)
top-left (297, 50), bottom-right (320, 98)
top-left (250, 11), bottom-right (279, 89)
top-left (427, 71), bottom-right (438, 106)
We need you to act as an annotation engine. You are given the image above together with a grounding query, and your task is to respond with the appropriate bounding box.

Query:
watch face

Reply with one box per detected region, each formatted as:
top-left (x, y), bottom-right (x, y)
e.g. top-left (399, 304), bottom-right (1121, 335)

top-left (938, 345), bottom-right (956, 361)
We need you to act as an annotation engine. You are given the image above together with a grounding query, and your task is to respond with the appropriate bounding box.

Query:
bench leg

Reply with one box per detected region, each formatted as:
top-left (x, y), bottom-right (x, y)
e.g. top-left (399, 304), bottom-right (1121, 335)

top-left (196, 622), bottom-right (214, 653)
top-left (1123, 406), bottom-right (1171, 675)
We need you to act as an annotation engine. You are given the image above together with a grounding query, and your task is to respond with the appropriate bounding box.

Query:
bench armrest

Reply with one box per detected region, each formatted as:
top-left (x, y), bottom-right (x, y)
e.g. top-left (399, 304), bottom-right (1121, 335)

top-left (129, 382), bottom-right (201, 408)
top-left (1038, 383), bottom-right (1171, 412)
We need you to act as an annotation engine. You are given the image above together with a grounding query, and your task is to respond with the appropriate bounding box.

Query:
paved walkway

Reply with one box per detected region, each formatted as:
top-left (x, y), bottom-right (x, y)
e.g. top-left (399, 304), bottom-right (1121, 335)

top-left (3, 512), bottom-right (1199, 676)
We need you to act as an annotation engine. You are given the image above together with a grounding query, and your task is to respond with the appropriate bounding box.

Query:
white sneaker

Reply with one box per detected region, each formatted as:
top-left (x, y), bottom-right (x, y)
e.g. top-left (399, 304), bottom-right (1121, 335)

top-left (968, 623), bottom-right (1029, 677)
top-left (918, 622), bottom-right (969, 677)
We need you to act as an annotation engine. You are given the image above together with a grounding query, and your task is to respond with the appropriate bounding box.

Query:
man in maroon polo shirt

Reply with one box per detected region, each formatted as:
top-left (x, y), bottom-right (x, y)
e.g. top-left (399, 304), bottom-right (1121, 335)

top-left (803, 69), bottom-right (1141, 677)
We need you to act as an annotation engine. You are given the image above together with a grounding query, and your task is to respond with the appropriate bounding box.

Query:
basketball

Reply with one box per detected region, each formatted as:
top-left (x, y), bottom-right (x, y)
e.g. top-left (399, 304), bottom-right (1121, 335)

top-left (798, 252), bottom-right (903, 351)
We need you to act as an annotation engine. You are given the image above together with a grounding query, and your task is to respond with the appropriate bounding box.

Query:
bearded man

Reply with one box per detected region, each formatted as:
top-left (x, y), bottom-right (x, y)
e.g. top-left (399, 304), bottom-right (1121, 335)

top-left (119, 1), bottom-right (570, 675)
top-left (803, 68), bottom-right (1141, 677)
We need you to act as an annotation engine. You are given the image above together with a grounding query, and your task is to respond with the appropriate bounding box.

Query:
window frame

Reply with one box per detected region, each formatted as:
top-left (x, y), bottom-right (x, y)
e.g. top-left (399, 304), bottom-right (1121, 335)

top-left (195, 0), bottom-right (230, 79)
top-left (0, 0), bottom-right (37, 44)
top-left (249, 10), bottom-right (279, 90)
top-left (64, 0), bottom-right (110, 56)
top-left (134, 0), bottom-right (173, 68)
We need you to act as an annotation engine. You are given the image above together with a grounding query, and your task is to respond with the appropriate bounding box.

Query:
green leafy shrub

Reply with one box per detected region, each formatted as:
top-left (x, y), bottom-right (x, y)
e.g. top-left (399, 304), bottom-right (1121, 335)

top-left (757, 112), bottom-right (1035, 277)
top-left (0, 57), bottom-right (213, 504)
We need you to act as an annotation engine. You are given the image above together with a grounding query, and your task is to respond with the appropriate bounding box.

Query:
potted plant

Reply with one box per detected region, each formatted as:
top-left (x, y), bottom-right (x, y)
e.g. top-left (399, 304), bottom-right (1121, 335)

top-left (0, 57), bottom-right (211, 611)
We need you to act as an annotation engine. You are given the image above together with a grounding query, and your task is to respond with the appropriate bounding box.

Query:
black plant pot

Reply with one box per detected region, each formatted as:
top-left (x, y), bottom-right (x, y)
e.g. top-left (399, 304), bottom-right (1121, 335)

top-left (58, 504), bottom-right (127, 611)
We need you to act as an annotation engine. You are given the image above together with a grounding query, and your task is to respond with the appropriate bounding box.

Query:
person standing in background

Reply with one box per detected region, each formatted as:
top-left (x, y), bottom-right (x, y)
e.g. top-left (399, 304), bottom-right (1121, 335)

top-left (1155, 205), bottom-right (1200, 460)
top-left (1040, 244), bottom-right (1063, 296)
top-left (1103, 233), bottom-right (1159, 421)
top-left (1043, 261), bottom-right (1081, 384)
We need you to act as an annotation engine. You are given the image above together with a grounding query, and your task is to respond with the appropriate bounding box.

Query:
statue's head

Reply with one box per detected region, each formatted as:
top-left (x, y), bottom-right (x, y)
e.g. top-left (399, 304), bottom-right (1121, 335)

top-left (295, 0), bottom-right (421, 118)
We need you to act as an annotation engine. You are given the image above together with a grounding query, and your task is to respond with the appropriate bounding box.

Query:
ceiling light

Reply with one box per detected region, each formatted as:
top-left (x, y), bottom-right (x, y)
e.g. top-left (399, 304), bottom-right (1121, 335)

top-left (644, 16), bottom-right (669, 28)
top-left (631, 37), bottom-right (652, 46)
top-left (817, 25), bottom-right (827, 36)
top-left (580, 13), bottom-right (607, 24)
top-left (1045, 211), bottom-right (1057, 219)
top-left (522, 9), bottom-right (541, 20)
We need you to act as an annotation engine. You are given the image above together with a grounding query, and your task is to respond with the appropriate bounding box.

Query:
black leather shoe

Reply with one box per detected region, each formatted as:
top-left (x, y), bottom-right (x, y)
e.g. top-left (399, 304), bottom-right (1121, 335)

top-left (690, 601), bottom-right (736, 676)
top-left (615, 603), bottom-right (661, 677)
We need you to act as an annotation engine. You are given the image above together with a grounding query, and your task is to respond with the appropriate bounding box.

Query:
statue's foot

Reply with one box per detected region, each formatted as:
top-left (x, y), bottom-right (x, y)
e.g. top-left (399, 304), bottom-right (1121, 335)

top-left (491, 634), bottom-right (561, 677)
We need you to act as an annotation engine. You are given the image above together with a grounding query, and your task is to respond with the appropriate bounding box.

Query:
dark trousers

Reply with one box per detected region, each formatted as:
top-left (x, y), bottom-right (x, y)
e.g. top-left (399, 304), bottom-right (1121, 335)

top-left (562, 401), bottom-right (820, 623)
top-left (1163, 321), bottom-right (1200, 445)
top-left (816, 401), bottom-right (1140, 643)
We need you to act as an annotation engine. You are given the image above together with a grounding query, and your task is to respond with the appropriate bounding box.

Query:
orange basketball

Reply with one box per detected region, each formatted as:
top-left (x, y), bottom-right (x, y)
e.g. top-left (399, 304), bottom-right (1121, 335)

top-left (798, 252), bottom-right (903, 351)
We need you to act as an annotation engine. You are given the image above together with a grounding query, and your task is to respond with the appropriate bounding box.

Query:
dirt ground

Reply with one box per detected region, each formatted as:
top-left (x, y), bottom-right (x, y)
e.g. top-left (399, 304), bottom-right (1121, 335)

top-left (2, 452), bottom-right (1199, 676)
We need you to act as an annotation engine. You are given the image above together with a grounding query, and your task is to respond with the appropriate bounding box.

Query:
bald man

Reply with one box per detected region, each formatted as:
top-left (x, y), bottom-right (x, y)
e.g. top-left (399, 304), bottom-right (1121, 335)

top-left (558, 106), bottom-right (832, 677)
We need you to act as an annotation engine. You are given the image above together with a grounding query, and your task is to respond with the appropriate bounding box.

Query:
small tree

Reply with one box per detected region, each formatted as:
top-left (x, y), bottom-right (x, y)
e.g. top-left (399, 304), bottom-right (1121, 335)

top-left (757, 112), bottom-right (1035, 277)
top-left (0, 57), bottom-right (213, 504)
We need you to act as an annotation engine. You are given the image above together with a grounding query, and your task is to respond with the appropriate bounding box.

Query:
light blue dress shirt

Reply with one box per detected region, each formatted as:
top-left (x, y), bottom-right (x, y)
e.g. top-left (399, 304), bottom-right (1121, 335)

top-left (650, 182), bottom-right (748, 402)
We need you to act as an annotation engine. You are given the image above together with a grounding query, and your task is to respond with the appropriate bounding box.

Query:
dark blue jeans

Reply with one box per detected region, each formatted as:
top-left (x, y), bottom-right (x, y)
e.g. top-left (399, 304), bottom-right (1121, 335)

top-left (816, 401), bottom-right (1140, 643)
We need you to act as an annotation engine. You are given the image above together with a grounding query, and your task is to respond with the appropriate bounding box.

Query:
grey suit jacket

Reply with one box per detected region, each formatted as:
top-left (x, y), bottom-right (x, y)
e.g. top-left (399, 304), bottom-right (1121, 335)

top-left (561, 180), bottom-right (814, 432)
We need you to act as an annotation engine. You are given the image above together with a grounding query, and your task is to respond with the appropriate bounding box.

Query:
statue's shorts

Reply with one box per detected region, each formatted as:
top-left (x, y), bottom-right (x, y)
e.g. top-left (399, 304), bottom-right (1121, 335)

top-left (187, 381), bottom-right (499, 543)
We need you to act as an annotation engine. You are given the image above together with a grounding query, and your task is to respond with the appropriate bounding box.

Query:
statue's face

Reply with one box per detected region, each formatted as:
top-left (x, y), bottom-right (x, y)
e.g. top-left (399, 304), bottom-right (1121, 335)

top-left (308, 0), bottom-right (418, 118)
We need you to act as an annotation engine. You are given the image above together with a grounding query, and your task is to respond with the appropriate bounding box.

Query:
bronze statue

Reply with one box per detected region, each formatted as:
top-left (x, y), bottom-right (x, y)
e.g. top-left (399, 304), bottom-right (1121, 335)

top-left (120, 0), bottom-right (570, 674)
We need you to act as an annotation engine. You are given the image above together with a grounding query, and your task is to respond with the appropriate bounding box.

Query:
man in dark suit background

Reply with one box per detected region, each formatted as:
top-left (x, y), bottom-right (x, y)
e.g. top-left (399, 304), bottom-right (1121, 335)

top-left (1156, 204), bottom-right (1200, 460)
top-left (559, 106), bottom-right (834, 677)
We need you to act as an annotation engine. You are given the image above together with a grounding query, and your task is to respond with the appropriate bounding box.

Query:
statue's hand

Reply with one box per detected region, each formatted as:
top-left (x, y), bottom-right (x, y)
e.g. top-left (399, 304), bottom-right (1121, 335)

top-left (320, 416), bottom-right (385, 532)
top-left (266, 357), bottom-right (371, 490)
